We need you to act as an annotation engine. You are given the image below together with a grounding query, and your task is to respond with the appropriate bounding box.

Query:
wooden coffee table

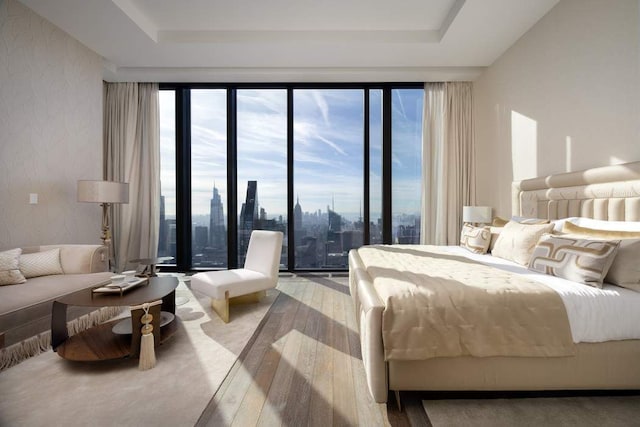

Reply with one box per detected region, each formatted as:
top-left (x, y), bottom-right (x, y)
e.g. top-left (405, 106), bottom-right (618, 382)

top-left (51, 276), bottom-right (179, 361)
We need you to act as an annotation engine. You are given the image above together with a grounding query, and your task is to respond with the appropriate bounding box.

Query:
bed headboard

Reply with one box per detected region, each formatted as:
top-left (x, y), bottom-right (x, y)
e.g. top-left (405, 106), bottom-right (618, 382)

top-left (512, 161), bottom-right (640, 221)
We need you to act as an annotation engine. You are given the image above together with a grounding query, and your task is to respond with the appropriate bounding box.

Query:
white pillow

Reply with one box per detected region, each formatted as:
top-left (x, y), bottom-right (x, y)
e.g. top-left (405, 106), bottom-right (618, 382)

top-left (20, 248), bottom-right (64, 278)
top-left (0, 248), bottom-right (27, 286)
top-left (510, 216), bottom-right (549, 224)
top-left (569, 217), bottom-right (640, 232)
top-left (492, 221), bottom-right (555, 265)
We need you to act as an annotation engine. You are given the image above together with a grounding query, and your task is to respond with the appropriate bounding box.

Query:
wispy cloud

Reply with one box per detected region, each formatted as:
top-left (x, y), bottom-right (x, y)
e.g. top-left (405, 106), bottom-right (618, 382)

top-left (159, 88), bottom-right (423, 217)
top-left (311, 90), bottom-right (329, 125)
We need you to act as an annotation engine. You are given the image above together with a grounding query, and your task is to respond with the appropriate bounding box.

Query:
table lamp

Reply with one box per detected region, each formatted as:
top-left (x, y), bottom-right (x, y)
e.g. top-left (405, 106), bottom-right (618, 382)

top-left (462, 206), bottom-right (492, 225)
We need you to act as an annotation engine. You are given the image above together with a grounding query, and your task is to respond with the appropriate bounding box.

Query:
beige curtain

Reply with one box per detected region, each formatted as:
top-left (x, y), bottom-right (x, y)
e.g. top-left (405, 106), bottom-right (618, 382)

top-left (104, 83), bottom-right (160, 271)
top-left (421, 82), bottom-right (476, 245)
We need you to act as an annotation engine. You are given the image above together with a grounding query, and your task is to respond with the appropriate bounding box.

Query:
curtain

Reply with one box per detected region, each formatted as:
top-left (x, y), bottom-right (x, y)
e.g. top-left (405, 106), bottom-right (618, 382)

top-left (104, 82), bottom-right (160, 271)
top-left (421, 82), bottom-right (476, 245)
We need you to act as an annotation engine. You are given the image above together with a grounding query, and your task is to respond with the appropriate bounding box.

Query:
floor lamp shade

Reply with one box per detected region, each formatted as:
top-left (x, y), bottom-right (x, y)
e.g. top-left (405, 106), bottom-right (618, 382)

top-left (77, 180), bottom-right (129, 204)
top-left (77, 180), bottom-right (129, 271)
top-left (462, 206), bottom-right (492, 224)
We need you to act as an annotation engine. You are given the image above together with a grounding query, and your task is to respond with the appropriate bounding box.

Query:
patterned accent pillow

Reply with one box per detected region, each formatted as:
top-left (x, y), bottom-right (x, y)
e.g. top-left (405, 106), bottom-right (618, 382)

top-left (559, 223), bottom-right (640, 292)
top-left (528, 234), bottom-right (619, 288)
top-left (460, 224), bottom-right (491, 254)
top-left (0, 248), bottom-right (27, 286)
top-left (19, 248), bottom-right (64, 278)
top-left (492, 221), bottom-right (555, 265)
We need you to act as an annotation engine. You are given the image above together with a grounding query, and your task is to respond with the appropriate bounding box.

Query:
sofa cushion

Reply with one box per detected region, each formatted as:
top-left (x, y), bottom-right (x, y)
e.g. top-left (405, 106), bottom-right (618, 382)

top-left (0, 272), bottom-right (112, 317)
top-left (20, 248), bottom-right (64, 278)
top-left (0, 249), bottom-right (27, 286)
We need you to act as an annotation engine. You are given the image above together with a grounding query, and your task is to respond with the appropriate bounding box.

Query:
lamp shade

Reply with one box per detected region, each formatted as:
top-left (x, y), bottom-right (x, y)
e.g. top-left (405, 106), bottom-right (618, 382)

top-left (462, 206), bottom-right (492, 224)
top-left (77, 180), bottom-right (129, 204)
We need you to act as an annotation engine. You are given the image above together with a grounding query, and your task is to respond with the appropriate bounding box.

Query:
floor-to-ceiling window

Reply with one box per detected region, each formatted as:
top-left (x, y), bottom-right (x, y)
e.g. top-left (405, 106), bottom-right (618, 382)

top-left (159, 84), bottom-right (423, 272)
top-left (158, 90), bottom-right (176, 264)
top-left (237, 89), bottom-right (288, 268)
top-left (391, 89), bottom-right (423, 244)
top-left (369, 89), bottom-right (383, 244)
top-left (191, 89), bottom-right (228, 268)
top-left (293, 89), bottom-right (364, 268)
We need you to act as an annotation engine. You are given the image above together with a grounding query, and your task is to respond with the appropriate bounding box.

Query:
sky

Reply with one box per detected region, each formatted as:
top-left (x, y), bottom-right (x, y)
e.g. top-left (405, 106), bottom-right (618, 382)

top-left (159, 88), bottom-right (423, 221)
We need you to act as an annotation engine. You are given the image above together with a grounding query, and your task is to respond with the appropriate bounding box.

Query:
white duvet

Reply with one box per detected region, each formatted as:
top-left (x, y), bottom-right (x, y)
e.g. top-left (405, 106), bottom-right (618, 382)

top-left (444, 246), bottom-right (640, 343)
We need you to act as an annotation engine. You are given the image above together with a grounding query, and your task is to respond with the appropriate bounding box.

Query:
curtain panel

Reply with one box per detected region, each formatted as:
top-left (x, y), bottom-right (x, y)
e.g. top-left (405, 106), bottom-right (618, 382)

top-left (421, 82), bottom-right (476, 245)
top-left (104, 82), bottom-right (160, 271)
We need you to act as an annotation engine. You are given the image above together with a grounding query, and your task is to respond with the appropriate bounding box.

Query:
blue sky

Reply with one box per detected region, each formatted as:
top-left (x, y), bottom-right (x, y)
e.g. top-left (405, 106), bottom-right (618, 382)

top-left (159, 88), bottom-right (423, 221)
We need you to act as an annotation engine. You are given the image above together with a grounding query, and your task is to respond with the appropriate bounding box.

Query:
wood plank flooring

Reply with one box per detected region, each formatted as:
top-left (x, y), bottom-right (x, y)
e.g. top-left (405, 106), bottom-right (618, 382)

top-left (195, 274), bottom-right (420, 426)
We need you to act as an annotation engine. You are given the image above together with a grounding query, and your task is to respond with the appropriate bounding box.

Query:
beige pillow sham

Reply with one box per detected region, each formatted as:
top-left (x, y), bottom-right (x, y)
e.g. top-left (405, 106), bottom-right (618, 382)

top-left (492, 221), bottom-right (554, 265)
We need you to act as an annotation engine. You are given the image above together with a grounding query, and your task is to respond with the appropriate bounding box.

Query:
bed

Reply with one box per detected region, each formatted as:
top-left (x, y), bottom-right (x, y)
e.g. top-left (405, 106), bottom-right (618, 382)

top-left (349, 161), bottom-right (640, 404)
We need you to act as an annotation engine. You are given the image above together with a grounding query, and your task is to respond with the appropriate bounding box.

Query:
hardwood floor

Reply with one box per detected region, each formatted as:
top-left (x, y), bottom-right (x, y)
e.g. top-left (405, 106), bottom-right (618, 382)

top-left (195, 275), bottom-right (426, 426)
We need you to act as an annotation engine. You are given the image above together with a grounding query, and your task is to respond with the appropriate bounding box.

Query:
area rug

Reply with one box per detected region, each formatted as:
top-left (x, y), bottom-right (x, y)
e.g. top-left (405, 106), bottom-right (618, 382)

top-left (0, 281), bottom-right (277, 427)
top-left (423, 395), bottom-right (640, 427)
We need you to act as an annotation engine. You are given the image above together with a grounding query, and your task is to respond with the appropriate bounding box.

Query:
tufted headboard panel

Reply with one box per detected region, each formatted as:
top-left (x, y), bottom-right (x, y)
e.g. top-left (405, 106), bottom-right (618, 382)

top-left (512, 161), bottom-right (640, 221)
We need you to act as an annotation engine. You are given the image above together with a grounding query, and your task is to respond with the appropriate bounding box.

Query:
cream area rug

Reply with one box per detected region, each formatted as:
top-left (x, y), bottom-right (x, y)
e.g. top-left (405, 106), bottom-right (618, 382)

top-left (0, 281), bottom-right (277, 427)
top-left (423, 395), bottom-right (640, 427)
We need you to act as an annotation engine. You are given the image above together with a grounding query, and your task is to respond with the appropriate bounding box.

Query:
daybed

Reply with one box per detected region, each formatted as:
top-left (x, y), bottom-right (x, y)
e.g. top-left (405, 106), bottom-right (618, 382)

top-left (349, 161), bottom-right (640, 403)
top-left (0, 244), bottom-right (116, 368)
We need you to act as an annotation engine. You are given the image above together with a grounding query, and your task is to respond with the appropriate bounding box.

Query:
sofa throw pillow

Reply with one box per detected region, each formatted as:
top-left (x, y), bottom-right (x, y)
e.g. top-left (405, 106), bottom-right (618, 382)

top-left (528, 234), bottom-right (619, 288)
top-left (20, 248), bottom-right (64, 278)
top-left (491, 221), bottom-right (554, 265)
top-left (0, 248), bottom-right (27, 286)
top-left (460, 224), bottom-right (491, 254)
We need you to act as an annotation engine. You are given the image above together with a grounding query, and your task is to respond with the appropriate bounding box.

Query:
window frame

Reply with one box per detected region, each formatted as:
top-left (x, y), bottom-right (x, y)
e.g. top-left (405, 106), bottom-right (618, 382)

top-left (159, 82), bottom-right (424, 273)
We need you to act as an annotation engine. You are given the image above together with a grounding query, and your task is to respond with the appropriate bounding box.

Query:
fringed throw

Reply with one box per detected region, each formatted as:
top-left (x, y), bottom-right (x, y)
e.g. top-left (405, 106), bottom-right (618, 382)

top-left (0, 306), bottom-right (124, 371)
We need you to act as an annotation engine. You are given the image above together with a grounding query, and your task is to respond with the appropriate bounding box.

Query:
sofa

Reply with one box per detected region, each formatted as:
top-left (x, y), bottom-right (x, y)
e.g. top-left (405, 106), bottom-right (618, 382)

top-left (0, 244), bottom-right (117, 368)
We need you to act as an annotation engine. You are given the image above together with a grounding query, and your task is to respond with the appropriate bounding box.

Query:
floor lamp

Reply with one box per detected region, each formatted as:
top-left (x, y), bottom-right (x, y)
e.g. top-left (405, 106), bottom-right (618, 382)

top-left (77, 180), bottom-right (129, 270)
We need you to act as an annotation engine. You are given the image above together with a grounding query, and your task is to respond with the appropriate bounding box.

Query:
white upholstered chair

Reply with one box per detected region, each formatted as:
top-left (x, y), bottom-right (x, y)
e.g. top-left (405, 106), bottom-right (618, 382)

top-left (191, 230), bottom-right (283, 323)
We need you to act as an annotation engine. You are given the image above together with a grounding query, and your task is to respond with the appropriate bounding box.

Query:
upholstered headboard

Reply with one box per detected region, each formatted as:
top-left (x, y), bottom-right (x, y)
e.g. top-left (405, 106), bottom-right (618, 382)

top-left (512, 161), bottom-right (640, 221)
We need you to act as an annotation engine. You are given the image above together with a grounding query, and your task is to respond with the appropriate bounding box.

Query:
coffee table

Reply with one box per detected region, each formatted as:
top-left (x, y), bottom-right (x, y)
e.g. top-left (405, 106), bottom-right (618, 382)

top-left (51, 276), bottom-right (179, 361)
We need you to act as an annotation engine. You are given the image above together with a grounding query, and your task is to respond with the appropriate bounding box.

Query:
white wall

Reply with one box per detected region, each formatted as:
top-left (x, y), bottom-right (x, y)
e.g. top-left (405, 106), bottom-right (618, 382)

top-left (0, 0), bottom-right (104, 249)
top-left (474, 0), bottom-right (640, 217)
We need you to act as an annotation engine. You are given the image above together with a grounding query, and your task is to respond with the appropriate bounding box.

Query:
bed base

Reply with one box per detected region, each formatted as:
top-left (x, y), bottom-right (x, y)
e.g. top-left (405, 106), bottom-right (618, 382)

top-left (349, 248), bottom-right (640, 404)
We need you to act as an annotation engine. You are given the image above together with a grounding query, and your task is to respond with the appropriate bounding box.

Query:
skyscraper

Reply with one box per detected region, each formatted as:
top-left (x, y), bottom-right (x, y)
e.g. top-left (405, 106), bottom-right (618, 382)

top-left (239, 181), bottom-right (258, 232)
top-left (158, 194), bottom-right (168, 255)
top-left (209, 185), bottom-right (226, 250)
top-left (294, 196), bottom-right (303, 244)
top-left (239, 181), bottom-right (259, 257)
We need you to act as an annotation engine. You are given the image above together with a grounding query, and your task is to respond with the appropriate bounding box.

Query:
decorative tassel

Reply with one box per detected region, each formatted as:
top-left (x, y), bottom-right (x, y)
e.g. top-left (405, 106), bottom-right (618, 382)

top-left (138, 303), bottom-right (156, 371)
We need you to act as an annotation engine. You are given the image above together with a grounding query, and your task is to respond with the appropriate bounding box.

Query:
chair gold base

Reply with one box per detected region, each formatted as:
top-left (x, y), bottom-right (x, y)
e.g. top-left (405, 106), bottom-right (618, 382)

top-left (210, 290), bottom-right (266, 323)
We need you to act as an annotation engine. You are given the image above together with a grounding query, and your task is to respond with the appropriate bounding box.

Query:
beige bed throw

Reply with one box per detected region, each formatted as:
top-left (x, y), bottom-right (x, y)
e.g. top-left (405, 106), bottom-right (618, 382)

top-left (357, 245), bottom-right (575, 360)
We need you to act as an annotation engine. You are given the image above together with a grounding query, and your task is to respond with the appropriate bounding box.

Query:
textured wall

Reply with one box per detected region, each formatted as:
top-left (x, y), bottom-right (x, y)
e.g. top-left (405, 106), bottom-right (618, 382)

top-left (0, 0), bottom-right (104, 249)
top-left (473, 0), bottom-right (640, 217)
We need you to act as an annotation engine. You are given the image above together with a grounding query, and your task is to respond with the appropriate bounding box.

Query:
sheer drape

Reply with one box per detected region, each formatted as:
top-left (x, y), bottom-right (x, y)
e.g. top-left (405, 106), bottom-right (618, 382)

top-left (421, 82), bottom-right (476, 245)
top-left (104, 83), bottom-right (160, 271)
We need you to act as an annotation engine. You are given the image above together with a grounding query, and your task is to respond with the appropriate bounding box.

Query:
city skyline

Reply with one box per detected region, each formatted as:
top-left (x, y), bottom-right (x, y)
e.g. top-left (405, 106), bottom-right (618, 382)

top-left (159, 88), bottom-right (424, 221)
top-left (158, 178), bottom-right (420, 269)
